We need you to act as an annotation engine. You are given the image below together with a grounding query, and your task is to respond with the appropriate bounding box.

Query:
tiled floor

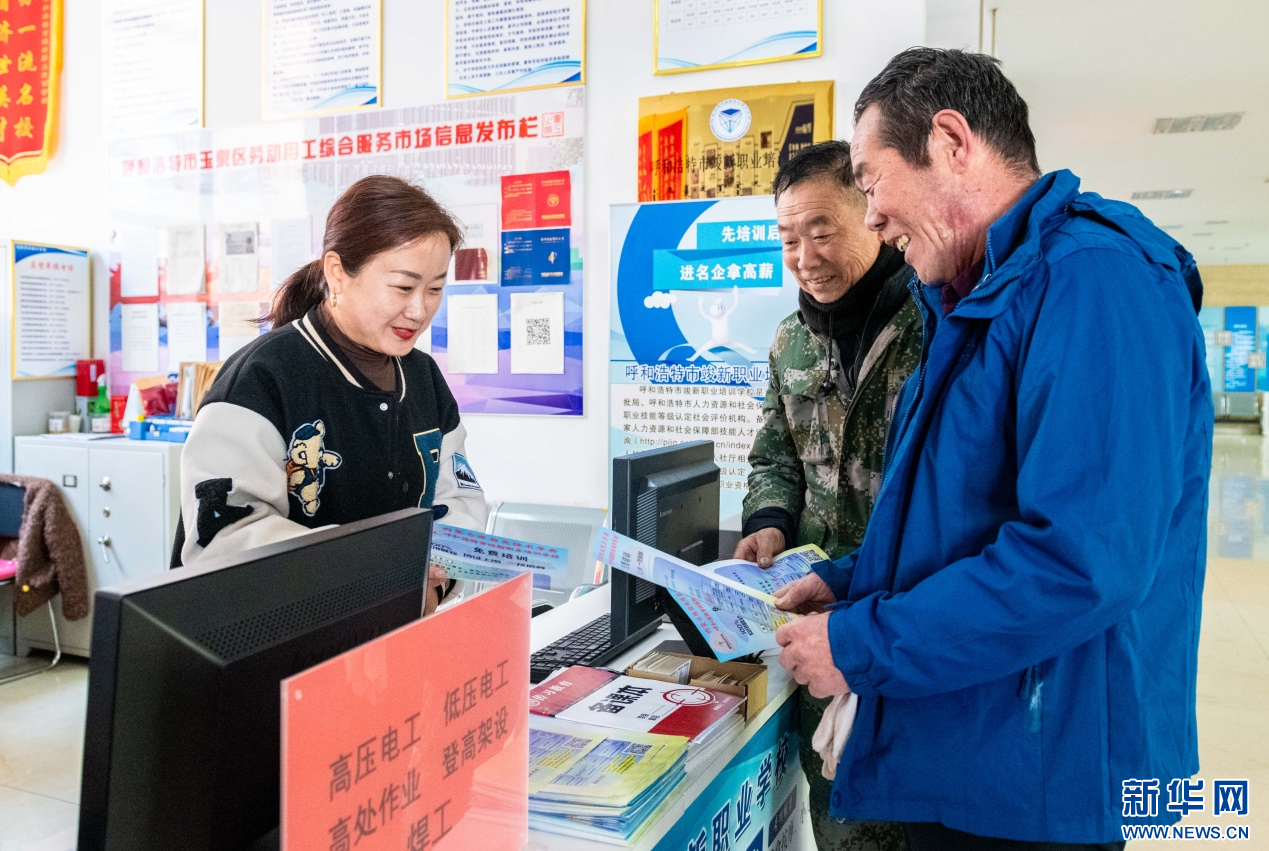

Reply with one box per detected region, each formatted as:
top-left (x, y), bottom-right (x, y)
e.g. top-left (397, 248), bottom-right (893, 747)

top-left (1, 430), bottom-right (1268, 849)
top-left (0, 658), bottom-right (86, 851)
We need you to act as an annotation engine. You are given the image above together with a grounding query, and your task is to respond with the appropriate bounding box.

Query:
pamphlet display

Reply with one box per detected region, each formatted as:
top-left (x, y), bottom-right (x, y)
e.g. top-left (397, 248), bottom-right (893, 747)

top-left (528, 715), bottom-right (691, 844)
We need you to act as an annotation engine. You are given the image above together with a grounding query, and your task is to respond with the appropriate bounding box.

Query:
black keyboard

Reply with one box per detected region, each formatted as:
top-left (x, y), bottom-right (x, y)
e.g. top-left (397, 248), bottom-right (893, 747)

top-left (529, 614), bottom-right (614, 683)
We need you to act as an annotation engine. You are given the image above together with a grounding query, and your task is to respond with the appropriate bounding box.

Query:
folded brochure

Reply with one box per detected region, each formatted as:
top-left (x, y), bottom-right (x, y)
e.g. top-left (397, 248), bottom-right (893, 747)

top-left (593, 529), bottom-right (829, 660)
top-left (431, 522), bottom-right (570, 589)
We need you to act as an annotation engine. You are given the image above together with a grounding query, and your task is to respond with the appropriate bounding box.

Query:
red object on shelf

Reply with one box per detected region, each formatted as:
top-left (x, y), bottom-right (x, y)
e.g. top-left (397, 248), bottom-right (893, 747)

top-left (109, 396), bottom-right (127, 434)
top-left (76, 359), bottom-right (107, 397)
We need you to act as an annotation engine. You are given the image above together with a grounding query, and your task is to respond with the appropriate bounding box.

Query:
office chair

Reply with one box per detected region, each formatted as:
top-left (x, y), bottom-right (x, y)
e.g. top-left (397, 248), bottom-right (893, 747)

top-left (0, 481), bottom-right (63, 685)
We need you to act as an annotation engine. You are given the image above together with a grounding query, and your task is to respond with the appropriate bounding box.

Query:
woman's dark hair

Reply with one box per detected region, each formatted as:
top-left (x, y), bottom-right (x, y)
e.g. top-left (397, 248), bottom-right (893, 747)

top-left (265, 175), bottom-right (464, 326)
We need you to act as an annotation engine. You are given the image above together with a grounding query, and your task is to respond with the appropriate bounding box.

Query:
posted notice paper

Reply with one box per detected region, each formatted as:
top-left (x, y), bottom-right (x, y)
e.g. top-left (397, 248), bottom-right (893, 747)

top-left (220, 223), bottom-right (260, 293)
top-left (446, 293), bottom-right (499, 374)
top-left (449, 204), bottom-right (499, 284)
top-left (164, 224), bottom-right (206, 295)
top-left (269, 217), bottom-right (314, 290)
top-left (218, 301), bottom-right (263, 359)
top-left (165, 302), bottom-right (208, 366)
top-left (119, 225), bottom-right (160, 298)
top-left (510, 291), bottom-right (564, 374)
top-left (121, 303), bottom-right (160, 372)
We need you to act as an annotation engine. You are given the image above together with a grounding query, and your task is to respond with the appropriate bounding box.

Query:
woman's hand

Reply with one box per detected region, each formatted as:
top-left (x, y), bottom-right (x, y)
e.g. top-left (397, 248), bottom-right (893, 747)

top-left (424, 563), bottom-right (448, 615)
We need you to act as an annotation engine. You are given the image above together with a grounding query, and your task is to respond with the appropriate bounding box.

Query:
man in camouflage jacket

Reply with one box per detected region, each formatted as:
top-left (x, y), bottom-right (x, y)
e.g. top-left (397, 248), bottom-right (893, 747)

top-left (738, 141), bottom-right (921, 851)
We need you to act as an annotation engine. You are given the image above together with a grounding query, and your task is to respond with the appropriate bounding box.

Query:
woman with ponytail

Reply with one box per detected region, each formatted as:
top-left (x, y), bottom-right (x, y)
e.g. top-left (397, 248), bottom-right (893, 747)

top-left (173, 176), bottom-right (485, 612)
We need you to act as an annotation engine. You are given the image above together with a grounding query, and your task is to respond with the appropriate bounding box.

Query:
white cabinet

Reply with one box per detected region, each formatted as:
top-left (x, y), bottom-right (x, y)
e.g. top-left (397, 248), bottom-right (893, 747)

top-left (12, 437), bottom-right (182, 657)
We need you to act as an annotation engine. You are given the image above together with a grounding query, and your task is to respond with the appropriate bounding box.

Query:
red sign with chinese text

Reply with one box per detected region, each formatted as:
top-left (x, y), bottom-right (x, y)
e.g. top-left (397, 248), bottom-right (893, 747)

top-left (0, 0), bottom-right (60, 185)
top-left (113, 111), bottom-right (560, 182)
top-left (500, 170), bottom-right (573, 231)
top-left (281, 574), bottom-right (531, 851)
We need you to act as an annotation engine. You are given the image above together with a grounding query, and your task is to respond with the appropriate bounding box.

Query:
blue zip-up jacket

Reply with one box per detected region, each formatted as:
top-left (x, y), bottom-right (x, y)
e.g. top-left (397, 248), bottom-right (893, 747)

top-left (810, 170), bottom-right (1212, 843)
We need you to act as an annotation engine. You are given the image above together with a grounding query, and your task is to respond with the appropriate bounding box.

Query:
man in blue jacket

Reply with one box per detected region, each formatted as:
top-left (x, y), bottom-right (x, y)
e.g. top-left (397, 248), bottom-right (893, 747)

top-left (774, 48), bottom-right (1212, 850)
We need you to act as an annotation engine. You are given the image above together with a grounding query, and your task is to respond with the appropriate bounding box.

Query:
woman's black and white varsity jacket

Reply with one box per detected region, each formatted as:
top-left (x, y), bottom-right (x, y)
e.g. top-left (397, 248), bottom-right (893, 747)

top-left (177, 307), bottom-right (486, 566)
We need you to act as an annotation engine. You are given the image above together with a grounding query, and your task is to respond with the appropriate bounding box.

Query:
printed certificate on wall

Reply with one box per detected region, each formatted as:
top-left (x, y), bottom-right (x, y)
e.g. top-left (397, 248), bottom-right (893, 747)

top-left (446, 0), bottom-right (584, 98)
top-left (104, 0), bottom-right (205, 139)
top-left (655, 0), bottom-right (823, 75)
top-left (263, 0), bottom-right (382, 119)
top-left (10, 242), bottom-right (92, 380)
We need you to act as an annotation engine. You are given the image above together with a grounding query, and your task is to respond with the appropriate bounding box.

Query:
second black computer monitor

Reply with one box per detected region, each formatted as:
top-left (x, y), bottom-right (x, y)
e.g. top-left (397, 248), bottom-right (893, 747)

top-left (607, 439), bottom-right (720, 661)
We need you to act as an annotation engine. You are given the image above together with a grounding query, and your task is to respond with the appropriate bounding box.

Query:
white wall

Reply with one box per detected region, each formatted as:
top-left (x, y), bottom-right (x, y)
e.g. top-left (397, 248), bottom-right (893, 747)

top-left (0, 1), bottom-right (110, 358)
top-left (484, 0), bottom-right (926, 509)
top-left (0, 0), bottom-right (926, 509)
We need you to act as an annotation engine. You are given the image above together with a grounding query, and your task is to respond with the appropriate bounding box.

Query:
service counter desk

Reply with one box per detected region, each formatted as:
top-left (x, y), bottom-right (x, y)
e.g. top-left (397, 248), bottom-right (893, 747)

top-left (525, 584), bottom-right (807, 851)
top-left (39, 578), bottom-right (806, 851)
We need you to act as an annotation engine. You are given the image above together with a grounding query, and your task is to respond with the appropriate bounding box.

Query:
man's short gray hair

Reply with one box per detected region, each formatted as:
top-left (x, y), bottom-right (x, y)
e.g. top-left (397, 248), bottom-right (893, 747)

top-left (854, 47), bottom-right (1040, 176)
top-left (772, 140), bottom-right (863, 204)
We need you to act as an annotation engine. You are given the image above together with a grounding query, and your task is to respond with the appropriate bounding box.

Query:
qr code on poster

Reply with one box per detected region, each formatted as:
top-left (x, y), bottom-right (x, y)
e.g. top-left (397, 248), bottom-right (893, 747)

top-left (625, 743), bottom-right (652, 755)
top-left (526, 318), bottom-right (551, 346)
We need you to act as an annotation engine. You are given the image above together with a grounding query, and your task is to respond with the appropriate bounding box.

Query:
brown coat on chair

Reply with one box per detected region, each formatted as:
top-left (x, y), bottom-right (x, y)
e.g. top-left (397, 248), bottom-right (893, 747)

top-left (0, 475), bottom-right (89, 620)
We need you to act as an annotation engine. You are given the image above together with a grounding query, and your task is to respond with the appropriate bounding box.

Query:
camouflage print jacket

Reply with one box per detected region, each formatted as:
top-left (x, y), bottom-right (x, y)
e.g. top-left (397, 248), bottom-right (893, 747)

top-left (744, 284), bottom-right (922, 560)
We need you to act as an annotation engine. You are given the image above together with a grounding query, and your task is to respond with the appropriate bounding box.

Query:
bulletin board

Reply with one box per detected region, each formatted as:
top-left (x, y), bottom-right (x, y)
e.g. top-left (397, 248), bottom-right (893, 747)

top-left (105, 86), bottom-right (586, 416)
top-left (654, 0), bottom-right (823, 75)
top-left (609, 196), bottom-right (801, 530)
top-left (9, 241), bottom-right (92, 380)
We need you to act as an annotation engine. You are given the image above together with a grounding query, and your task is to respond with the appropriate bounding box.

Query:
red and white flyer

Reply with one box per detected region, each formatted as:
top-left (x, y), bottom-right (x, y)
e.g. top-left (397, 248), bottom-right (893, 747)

top-left (554, 675), bottom-right (744, 742)
top-left (528, 666), bottom-right (618, 718)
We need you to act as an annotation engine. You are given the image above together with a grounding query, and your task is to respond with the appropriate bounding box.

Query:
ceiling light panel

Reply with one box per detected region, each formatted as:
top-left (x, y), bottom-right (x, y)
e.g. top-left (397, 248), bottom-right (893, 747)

top-left (1153, 113), bottom-right (1244, 134)
top-left (1131, 189), bottom-right (1193, 200)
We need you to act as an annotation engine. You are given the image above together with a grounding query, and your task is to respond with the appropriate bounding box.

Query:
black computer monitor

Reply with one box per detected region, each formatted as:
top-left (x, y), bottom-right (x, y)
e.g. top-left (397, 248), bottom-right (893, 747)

top-left (607, 440), bottom-right (720, 661)
top-left (78, 508), bottom-right (433, 851)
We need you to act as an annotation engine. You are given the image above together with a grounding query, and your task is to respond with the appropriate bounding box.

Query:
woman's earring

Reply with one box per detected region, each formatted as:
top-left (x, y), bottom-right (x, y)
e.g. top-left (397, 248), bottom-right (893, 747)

top-left (331, 291), bottom-right (338, 308)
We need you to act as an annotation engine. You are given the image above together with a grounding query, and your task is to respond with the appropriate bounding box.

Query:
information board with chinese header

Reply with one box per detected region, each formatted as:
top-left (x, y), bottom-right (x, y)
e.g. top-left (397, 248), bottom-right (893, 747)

top-left (447, 0), bottom-right (584, 98)
top-left (281, 573), bottom-right (531, 851)
top-left (1224, 305), bottom-right (1256, 394)
top-left (103, 0), bottom-right (204, 139)
top-left (10, 242), bottom-right (91, 380)
top-left (264, 0), bottom-right (382, 119)
top-left (610, 197), bottom-right (801, 530)
top-left (106, 86), bottom-right (586, 415)
top-left (655, 0), bottom-right (822, 75)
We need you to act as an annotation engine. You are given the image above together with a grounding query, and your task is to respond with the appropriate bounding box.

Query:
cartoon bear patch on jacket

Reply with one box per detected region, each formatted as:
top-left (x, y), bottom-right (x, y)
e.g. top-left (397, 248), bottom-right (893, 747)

top-left (286, 420), bottom-right (342, 516)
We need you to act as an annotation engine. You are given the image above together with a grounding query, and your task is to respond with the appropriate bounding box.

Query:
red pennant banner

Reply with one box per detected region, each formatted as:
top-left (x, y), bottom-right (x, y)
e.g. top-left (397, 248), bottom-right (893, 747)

top-left (0, 0), bottom-right (61, 185)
